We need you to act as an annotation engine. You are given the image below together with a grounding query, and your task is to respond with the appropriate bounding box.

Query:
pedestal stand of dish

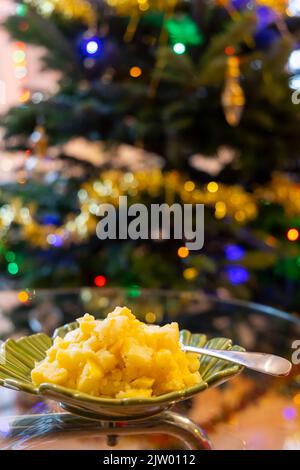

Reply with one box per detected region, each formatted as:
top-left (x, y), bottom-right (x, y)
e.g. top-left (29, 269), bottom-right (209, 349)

top-left (5, 410), bottom-right (212, 450)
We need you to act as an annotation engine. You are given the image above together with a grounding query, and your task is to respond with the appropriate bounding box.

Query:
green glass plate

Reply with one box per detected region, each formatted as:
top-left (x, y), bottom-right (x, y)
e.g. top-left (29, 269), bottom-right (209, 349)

top-left (0, 323), bottom-right (244, 421)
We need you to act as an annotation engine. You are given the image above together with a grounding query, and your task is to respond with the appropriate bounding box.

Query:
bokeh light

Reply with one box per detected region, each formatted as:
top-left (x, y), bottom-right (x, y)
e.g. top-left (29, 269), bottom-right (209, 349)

top-left (7, 262), bottom-right (19, 275)
top-left (173, 43), bottom-right (186, 54)
top-left (283, 406), bottom-right (297, 420)
top-left (225, 244), bottom-right (245, 261)
top-left (287, 228), bottom-right (300, 242)
top-left (183, 267), bottom-right (198, 280)
top-left (145, 312), bottom-right (156, 323)
top-left (18, 291), bottom-right (29, 303)
top-left (129, 66), bottom-right (142, 78)
top-left (226, 266), bottom-right (249, 284)
top-left (86, 39), bottom-right (100, 55)
top-left (94, 275), bottom-right (107, 287)
top-left (207, 181), bottom-right (219, 193)
top-left (293, 394), bottom-right (300, 406)
top-left (184, 181), bottom-right (195, 192)
top-left (178, 246), bottom-right (189, 258)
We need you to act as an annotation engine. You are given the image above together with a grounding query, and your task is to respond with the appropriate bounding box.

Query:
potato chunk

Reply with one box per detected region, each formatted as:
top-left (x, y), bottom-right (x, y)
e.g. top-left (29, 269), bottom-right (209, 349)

top-left (31, 306), bottom-right (202, 398)
top-left (31, 361), bottom-right (68, 386)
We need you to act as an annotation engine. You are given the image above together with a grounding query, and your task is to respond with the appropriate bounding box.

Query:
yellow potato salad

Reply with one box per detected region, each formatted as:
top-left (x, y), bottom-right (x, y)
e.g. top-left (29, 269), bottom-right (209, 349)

top-left (31, 306), bottom-right (201, 398)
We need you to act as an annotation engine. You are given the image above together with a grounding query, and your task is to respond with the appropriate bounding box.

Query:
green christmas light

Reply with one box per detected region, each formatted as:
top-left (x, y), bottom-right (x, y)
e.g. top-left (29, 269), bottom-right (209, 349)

top-left (173, 42), bottom-right (186, 55)
top-left (7, 262), bottom-right (19, 275)
top-left (16, 4), bottom-right (28, 16)
top-left (165, 15), bottom-right (204, 47)
top-left (127, 285), bottom-right (141, 298)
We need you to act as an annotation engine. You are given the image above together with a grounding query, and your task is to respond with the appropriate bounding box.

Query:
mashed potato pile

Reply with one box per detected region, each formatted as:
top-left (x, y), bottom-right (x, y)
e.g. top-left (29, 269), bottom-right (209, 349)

top-left (31, 306), bottom-right (201, 398)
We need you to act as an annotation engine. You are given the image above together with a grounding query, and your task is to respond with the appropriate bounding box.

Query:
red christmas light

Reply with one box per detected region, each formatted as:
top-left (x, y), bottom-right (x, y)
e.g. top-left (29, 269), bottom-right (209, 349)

top-left (225, 46), bottom-right (235, 56)
top-left (94, 275), bottom-right (107, 287)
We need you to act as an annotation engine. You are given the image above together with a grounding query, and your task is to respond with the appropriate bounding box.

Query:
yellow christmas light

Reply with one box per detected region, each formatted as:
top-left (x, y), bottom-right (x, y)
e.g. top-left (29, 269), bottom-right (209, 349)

top-left (207, 181), bottom-right (219, 193)
top-left (184, 181), bottom-right (195, 192)
top-left (183, 267), bottom-right (198, 281)
top-left (145, 311), bottom-right (156, 323)
top-left (215, 201), bottom-right (227, 219)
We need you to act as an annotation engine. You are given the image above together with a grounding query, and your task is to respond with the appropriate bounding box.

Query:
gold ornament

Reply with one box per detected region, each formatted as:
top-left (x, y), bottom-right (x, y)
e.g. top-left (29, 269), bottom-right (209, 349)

top-left (222, 55), bottom-right (245, 127)
top-left (0, 169), bottom-right (259, 248)
top-left (5, 170), bottom-right (300, 249)
top-left (105, 0), bottom-right (177, 16)
top-left (80, 170), bottom-right (258, 225)
top-left (29, 125), bottom-right (49, 158)
top-left (24, 0), bottom-right (96, 26)
top-left (255, 173), bottom-right (300, 217)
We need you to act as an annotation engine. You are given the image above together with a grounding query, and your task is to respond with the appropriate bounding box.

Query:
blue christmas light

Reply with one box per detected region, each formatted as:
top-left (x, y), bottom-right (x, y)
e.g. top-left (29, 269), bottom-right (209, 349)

top-left (231, 0), bottom-right (250, 10)
top-left (41, 214), bottom-right (61, 226)
top-left (86, 39), bottom-right (100, 55)
top-left (225, 244), bottom-right (245, 261)
top-left (47, 234), bottom-right (63, 247)
top-left (80, 35), bottom-right (102, 58)
top-left (226, 266), bottom-right (249, 285)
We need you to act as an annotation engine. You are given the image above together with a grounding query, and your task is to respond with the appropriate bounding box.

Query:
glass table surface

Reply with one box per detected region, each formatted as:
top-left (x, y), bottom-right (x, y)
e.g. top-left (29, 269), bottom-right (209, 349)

top-left (0, 288), bottom-right (300, 450)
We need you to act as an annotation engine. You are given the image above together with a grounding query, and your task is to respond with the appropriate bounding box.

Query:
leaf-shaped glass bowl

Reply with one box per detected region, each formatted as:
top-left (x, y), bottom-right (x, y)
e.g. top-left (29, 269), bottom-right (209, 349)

top-left (0, 322), bottom-right (244, 421)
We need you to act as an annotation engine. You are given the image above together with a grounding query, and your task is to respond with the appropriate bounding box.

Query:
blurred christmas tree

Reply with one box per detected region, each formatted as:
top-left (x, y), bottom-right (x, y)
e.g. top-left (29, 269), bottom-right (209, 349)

top-left (3, 0), bottom-right (300, 180)
top-left (1, 0), bottom-right (300, 311)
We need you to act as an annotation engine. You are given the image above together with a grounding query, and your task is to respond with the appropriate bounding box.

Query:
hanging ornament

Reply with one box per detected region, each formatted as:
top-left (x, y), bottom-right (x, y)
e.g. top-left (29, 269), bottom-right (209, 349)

top-left (29, 125), bottom-right (49, 158)
top-left (222, 54), bottom-right (245, 127)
